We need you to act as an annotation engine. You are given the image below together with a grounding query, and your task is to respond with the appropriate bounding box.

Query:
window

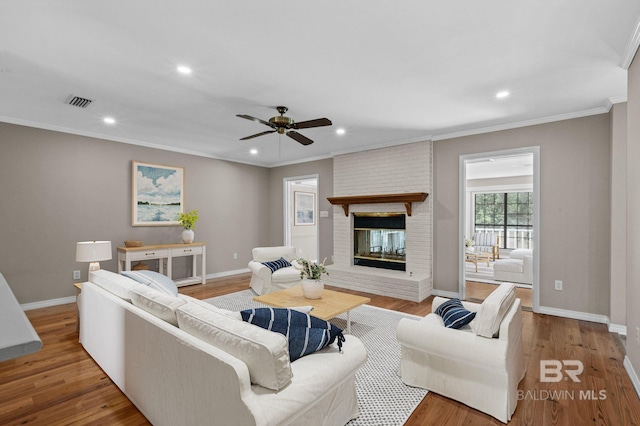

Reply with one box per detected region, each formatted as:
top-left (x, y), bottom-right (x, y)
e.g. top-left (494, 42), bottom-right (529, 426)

top-left (474, 192), bottom-right (533, 249)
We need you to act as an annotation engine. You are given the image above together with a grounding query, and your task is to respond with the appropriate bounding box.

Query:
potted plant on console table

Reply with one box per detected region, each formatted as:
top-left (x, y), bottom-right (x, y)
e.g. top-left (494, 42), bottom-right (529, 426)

top-left (177, 210), bottom-right (199, 243)
top-left (296, 257), bottom-right (328, 299)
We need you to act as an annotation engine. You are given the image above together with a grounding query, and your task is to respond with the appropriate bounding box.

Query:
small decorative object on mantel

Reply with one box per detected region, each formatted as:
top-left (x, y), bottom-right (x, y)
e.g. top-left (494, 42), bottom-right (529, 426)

top-left (296, 257), bottom-right (328, 299)
top-left (177, 210), bottom-right (199, 243)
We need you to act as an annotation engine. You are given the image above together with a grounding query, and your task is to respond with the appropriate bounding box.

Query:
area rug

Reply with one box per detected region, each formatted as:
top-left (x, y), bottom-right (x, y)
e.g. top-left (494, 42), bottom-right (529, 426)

top-left (204, 290), bottom-right (428, 426)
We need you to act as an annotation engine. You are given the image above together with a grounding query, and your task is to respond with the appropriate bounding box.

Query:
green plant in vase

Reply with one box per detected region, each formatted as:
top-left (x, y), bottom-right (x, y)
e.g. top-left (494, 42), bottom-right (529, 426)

top-left (177, 210), bottom-right (198, 243)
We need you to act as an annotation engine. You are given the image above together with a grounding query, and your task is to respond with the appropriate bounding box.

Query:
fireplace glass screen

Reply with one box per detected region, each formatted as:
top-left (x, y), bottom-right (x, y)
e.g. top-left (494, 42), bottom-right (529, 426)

top-left (353, 213), bottom-right (406, 271)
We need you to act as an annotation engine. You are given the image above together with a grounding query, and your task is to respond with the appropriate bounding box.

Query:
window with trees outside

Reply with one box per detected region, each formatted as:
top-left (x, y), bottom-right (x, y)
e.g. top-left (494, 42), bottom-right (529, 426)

top-left (474, 192), bottom-right (533, 249)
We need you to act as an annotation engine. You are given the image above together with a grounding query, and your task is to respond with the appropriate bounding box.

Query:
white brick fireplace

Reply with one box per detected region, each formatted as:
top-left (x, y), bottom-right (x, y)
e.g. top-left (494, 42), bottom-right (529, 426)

top-left (325, 141), bottom-right (433, 302)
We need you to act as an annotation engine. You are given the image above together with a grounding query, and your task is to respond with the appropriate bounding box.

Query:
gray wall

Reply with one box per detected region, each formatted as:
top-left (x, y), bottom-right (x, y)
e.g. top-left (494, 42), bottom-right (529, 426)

top-left (268, 159), bottom-right (334, 265)
top-left (0, 122), bottom-right (270, 303)
top-left (626, 53), bottom-right (640, 380)
top-left (433, 114), bottom-right (612, 315)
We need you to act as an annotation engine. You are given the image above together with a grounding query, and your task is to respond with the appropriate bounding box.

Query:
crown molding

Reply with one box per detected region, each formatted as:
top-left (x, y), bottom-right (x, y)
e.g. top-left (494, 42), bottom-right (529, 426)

top-left (621, 16), bottom-right (640, 70)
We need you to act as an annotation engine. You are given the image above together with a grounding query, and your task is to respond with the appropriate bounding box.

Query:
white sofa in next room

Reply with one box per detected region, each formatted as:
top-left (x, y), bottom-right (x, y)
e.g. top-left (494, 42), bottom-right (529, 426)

top-left (493, 249), bottom-right (533, 285)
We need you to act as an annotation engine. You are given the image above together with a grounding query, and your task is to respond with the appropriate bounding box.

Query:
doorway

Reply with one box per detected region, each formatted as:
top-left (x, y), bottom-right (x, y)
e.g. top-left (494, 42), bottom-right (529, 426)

top-left (459, 148), bottom-right (540, 312)
top-left (284, 175), bottom-right (319, 262)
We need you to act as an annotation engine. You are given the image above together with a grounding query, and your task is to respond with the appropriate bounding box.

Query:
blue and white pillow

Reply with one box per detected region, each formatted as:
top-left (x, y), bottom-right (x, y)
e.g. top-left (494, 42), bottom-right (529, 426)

top-left (261, 257), bottom-right (292, 273)
top-left (121, 270), bottom-right (178, 296)
top-left (240, 307), bottom-right (344, 361)
top-left (435, 298), bottom-right (476, 329)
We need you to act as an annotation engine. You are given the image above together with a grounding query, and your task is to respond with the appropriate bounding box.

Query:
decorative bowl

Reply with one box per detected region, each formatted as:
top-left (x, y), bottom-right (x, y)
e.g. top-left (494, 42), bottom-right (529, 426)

top-left (124, 240), bottom-right (143, 247)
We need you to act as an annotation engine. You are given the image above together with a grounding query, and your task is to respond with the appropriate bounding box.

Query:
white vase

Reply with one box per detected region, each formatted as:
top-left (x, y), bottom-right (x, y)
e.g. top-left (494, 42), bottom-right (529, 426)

top-left (182, 229), bottom-right (194, 244)
top-left (301, 279), bottom-right (324, 299)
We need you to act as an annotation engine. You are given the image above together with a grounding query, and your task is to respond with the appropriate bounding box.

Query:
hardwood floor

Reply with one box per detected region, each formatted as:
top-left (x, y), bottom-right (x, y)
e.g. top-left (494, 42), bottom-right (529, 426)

top-left (1, 273), bottom-right (638, 425)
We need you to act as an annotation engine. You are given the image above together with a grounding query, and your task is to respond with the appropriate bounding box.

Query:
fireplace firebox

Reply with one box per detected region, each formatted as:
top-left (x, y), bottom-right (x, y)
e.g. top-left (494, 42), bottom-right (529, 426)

top-left (353, 213), bottom-right (406, 271)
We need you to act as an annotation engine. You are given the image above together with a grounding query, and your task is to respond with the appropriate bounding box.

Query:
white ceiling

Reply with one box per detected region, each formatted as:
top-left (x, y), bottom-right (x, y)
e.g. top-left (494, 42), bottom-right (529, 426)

top-left (2, 1), bottom-right (639, 167)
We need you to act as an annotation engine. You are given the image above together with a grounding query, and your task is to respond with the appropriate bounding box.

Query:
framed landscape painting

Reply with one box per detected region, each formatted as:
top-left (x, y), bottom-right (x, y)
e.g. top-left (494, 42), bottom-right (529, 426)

top-left (132, 161), bottom-right (184, 226)
top-left (294, 191), bottom-right (315, 226)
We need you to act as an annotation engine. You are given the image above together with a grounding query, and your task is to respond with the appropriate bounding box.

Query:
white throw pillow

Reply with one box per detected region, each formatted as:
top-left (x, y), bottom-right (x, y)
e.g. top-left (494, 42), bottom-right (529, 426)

top-left (471, 283), bottom-right (516, 338)
top-left (176, 303), bottom-right (292, 391)
top-left (121, 270), bottom-right (178, 296)
top-left (90, 269), bottom-right (139, 302)
top-left (130, 284), bottom-right (186, 326)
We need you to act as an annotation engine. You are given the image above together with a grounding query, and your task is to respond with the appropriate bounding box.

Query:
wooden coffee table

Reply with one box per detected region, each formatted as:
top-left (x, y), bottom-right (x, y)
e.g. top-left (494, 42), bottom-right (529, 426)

top-left (465, 251), bottom-right (491, 272)
top-left (253, 285), bottom-right (370, 333)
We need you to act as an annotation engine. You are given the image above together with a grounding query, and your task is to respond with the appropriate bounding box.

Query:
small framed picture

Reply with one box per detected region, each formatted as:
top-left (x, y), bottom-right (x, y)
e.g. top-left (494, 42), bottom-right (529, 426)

top-left (132, 161), bottom-right (184, 226)
top-left (294, 191), bottom-right (316, 226)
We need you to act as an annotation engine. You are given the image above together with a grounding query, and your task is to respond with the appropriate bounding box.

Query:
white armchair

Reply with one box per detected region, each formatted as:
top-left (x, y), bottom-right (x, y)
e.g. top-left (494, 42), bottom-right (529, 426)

top-left (248, 246), bottom-right (301, 295)
top-left (396, 283), bottom-right (526, 423)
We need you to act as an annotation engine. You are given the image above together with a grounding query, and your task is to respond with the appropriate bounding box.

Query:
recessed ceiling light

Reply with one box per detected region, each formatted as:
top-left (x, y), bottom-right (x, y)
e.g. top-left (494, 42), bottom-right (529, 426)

top-left (250, 149), bottom-right (258, 155)
top-left (496, 91), bottom-right (510, 99)
top-left (177, 65), bottom-right (192, 75)
top-left (103, 117), bottom-right (116, 124)
top-left (336, 128), bottom-right (346, 135)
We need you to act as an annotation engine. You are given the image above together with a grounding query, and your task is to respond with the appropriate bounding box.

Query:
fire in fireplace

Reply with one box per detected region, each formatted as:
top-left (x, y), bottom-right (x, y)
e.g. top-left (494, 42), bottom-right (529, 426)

top-left (353, 213), bottom-right (406, 271)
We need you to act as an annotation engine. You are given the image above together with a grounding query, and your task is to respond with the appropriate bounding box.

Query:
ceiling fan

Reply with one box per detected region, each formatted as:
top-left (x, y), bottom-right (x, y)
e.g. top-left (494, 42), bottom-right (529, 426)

top-left (236, 106), bottom-right (332, 146)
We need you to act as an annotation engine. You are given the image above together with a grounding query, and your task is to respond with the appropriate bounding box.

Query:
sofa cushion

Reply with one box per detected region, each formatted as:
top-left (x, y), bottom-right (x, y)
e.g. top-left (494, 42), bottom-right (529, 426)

top-left (121, 270), bottom-right (178, 296)
top-left (509, 249), bottom-right (533, 260)
top-left (434, 298), bottom-right (476, 329)
top-left (178, 294), bottom-right (242, 320)
top-left (240, 307), bottom-right (344, 361)
top-left (90, 269), bottom-right (139, 302)
top-left (130, 284), bottom-right (186, 326)
top-left (471, 283), bottom-right (516, 338)
top-left (176, 303), bottom-right (292, 391)
top-left (271, 267), bottom-right (302, 284)
top-left (261, 257), bottom-right (292, 273)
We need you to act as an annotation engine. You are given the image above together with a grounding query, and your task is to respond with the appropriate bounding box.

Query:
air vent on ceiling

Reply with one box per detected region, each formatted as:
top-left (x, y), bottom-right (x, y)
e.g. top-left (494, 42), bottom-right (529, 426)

top-left (65, 95), bottom-right (93, 108)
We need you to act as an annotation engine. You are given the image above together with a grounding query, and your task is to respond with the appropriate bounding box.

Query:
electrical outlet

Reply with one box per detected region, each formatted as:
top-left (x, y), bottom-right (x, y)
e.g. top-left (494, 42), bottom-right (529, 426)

top-left (73, 270), bottom-right (81, 280)
top-left (555, 280), bottom-right (563, 291)
top-left (233, 252), bottom-right (237, 259)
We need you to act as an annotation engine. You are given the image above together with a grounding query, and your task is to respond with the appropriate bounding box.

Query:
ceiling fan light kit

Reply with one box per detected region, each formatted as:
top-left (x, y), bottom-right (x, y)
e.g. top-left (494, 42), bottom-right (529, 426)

top-left (236, 105), bottom-right (332, 145)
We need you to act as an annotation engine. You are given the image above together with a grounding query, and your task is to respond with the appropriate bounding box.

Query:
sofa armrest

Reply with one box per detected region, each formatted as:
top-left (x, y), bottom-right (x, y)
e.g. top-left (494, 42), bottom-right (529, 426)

top-left (397, 316), bottom-right (507, 369)
top-left (248, 261), bottom-right (272, 281)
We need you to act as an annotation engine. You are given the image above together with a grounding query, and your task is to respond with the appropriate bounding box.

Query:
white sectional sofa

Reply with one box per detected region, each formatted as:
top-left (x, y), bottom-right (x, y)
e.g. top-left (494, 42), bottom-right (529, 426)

top-left (79, 269), bottom-right (368, 426)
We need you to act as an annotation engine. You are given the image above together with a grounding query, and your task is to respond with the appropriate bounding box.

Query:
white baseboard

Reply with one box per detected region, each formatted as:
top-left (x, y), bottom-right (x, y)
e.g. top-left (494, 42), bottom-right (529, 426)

top-left (206, 268), bottom-right (250, 280)
top-left (430, 289), bottom-right (460, 299)
top-left (21, 296), bottom-right (76, 311)
top-left (538, 306), bottom-right (609, 324)
top-left (625, 356), bottom-right (640, 400)
top-left (609, 323), bottom-right (627, 336)
top-left (20, 269), bottom-right (252, 312)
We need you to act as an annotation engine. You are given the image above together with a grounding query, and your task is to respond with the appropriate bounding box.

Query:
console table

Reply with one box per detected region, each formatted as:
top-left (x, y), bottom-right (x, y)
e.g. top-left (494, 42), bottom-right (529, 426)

top-left (117, 243), bottom-right (206, 286)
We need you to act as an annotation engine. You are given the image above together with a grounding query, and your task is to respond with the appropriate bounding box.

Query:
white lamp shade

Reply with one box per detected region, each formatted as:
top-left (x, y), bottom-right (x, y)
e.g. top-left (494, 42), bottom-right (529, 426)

top-left (76, 241), bottom-right (112, 262)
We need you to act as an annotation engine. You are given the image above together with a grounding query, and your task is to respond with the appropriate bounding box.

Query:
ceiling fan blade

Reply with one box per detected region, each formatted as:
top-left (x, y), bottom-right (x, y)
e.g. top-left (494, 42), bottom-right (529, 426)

top-left (287, 131), bottom-right (314, 146)
top-left (291, 118), bottom-right (332, 129)
top-left (239, 130), bottom-right (276, 140)
top-left (236, 114), bottom-right (276, 129)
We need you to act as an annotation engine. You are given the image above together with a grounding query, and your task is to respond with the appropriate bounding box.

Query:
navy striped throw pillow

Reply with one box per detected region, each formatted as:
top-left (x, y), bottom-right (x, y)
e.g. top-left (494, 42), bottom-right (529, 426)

top-left (434, 298), bottom-right (476, 329)
top-left (241, 307), bottom-right (344, 361)
top-left (261, 257), bottom-right (292, 273)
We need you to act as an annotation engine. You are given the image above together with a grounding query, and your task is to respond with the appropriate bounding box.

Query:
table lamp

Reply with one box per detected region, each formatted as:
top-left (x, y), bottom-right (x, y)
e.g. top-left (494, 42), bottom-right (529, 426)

top-left (76, 241), bottom-right (112, 277)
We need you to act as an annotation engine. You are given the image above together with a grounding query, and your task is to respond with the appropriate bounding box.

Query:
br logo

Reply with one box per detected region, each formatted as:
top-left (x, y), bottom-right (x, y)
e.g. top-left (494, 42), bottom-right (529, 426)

top-left (540, 360), bottom-right (583, 382)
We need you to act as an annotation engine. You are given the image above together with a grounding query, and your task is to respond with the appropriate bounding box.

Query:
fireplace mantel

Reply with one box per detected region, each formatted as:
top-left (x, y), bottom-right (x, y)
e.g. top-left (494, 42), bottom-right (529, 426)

top-left (327, 192), bottom-right (428, 216)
